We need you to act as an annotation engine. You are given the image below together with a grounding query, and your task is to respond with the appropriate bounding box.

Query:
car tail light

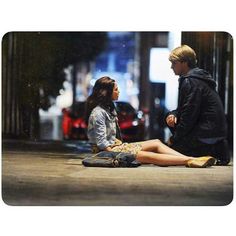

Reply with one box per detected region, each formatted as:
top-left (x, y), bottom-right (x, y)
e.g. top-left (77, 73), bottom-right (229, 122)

top-left (73, 119), bottom-right (87, 129)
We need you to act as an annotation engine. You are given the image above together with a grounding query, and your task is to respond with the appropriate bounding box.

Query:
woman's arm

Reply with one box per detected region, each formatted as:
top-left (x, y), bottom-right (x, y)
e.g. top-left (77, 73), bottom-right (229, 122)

top-left (90, 108), bottom-right (116, 151)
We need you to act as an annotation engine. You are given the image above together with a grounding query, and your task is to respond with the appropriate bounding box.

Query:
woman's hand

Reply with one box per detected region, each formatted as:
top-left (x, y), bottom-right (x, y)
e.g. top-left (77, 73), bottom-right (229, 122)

top-left (105, 139), bottom-right (122, 151)
top-left (104, 146), bottom-right (112, 151)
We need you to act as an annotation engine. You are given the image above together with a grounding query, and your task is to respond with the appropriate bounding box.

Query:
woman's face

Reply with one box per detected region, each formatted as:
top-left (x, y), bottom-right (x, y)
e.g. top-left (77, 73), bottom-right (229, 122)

top-left (112, 83), bottom-right (119, 101)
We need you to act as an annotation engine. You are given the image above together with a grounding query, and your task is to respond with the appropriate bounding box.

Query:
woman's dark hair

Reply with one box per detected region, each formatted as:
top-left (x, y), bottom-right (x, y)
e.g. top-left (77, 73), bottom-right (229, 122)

top-left (85, 76), bottom-right (116, 123)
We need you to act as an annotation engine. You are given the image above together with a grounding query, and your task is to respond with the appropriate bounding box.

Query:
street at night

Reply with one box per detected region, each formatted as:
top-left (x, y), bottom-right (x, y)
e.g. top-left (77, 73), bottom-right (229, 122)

top-left (2, 140), bottom-right (233, 206)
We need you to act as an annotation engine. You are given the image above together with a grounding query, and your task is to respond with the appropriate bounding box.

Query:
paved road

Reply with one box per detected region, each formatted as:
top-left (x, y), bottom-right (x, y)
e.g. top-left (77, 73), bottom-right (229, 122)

top-left (2, 148), bottom-right (233, 206)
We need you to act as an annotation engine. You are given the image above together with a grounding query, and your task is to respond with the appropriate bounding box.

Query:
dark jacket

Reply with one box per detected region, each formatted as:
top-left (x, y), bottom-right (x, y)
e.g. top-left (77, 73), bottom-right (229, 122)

top-left (167, 67), bottom-right (227, 145)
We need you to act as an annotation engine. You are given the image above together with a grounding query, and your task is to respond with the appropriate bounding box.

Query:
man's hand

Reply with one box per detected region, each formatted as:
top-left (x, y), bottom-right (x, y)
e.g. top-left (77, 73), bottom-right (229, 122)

top-left (166, 114), bottom-right (177, 128)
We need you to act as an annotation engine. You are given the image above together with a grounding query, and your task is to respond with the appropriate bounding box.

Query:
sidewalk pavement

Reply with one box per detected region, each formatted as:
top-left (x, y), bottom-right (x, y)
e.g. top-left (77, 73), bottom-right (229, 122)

top-left (1, 139), bottom-right (234, 206)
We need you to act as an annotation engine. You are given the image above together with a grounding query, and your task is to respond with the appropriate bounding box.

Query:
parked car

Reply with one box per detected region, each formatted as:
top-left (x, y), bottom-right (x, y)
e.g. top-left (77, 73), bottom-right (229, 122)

top-left (115, 101), bottom-right (146, 142)
top-left (62, 102), bottom-right (88, 140)
top-left (62, 101), bottom-right (146, 142)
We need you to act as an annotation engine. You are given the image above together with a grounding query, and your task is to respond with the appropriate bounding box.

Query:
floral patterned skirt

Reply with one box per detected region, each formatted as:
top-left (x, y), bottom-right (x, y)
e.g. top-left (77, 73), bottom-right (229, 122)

top-left (111, 142), bottom-right (142, 155)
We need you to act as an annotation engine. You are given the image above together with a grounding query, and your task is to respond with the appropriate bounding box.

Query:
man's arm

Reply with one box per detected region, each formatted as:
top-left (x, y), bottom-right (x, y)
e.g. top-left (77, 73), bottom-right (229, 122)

top-left (170, 79), bottom-right (202, 144)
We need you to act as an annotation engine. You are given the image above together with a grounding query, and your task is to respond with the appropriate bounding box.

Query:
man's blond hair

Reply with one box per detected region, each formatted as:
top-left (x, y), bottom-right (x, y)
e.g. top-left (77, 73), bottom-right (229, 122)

top-left (169, 45), bottom-right (197, 68)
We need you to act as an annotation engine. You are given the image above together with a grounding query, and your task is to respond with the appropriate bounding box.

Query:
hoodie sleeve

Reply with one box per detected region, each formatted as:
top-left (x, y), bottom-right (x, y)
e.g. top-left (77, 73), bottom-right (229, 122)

top-left (170, 78), bottom-right (202, 143)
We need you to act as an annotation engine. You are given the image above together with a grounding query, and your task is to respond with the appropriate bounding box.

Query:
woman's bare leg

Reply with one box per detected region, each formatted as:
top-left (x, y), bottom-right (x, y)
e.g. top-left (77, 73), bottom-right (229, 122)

top-left (138, 139), bottom-right (186, 157)
top-left (136, 150), bottom-right (192, 166)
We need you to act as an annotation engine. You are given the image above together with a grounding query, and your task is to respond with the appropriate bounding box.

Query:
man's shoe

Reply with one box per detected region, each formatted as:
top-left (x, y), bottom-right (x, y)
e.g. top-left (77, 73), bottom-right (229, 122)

top-left (186, 156), bottom-right (216, 168)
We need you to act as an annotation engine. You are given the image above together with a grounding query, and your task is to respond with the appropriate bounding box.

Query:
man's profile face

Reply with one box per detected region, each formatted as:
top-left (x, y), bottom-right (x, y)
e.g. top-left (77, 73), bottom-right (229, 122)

top-left (170, 60), bottom-right (188, 76)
